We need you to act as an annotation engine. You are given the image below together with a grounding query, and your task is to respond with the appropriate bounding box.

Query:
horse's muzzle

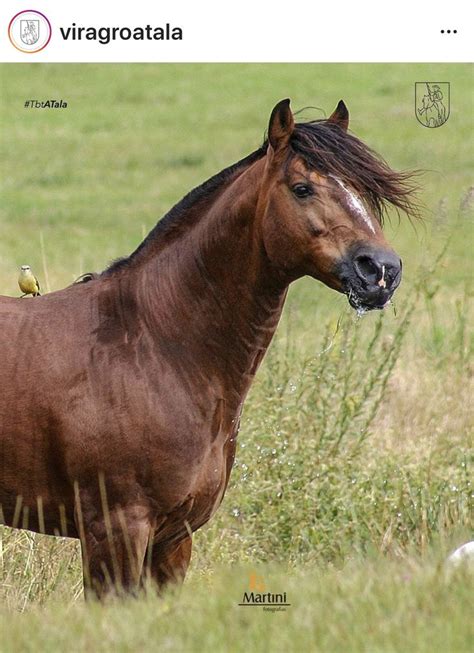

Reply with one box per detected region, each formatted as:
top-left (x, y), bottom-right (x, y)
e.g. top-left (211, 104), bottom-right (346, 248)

top-left (338, 245), bottom-right (402, 311)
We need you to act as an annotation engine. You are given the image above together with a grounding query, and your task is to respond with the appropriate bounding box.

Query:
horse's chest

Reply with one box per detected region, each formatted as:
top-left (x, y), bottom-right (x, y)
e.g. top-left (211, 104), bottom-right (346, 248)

top-left (155, 414), bottom-right (239, 535)
top-left (188, 417), bottom-right (239, 521)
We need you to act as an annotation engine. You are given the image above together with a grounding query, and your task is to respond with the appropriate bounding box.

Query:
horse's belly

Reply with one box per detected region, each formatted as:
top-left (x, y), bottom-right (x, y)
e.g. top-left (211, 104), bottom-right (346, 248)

top-left (0, 431), bottom-right (76, 536)
top-left (0, 495), bottom-right (78, 537)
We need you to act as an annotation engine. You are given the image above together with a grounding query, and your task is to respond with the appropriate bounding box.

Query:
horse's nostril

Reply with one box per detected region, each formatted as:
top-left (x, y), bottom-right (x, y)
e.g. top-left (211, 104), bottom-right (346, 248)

top-left (354, 255), bottom-right (379, 284)
top-left (352, 249), bottom-right (402, 290)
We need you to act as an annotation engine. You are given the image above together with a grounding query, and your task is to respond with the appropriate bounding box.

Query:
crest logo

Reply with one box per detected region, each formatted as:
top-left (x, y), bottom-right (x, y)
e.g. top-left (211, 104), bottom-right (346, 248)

top-left (415, 82), bottom-right (450, 128)
top-left (8, 10), bottom-right (51, 53)
top-left (20, 20), bottom-right (40, 45)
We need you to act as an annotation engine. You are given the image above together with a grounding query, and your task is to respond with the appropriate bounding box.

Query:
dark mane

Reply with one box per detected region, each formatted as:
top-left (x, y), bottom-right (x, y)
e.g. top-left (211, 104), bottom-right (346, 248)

top-left (104, 118), bottom-right (418, 275)
top-left (103, 147), bottom-right (266, 274)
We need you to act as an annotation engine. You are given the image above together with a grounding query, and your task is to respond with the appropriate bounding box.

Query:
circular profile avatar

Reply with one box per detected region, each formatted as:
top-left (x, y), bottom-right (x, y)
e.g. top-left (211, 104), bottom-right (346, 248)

top-left (8, 10), bottom-right (52, 53)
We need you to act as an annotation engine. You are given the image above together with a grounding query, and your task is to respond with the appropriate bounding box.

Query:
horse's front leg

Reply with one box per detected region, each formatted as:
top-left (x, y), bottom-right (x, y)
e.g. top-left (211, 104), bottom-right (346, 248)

top-left (75, 502), bottom-right (151, 600)
top-left (142, 536), bottom-right (193, 592)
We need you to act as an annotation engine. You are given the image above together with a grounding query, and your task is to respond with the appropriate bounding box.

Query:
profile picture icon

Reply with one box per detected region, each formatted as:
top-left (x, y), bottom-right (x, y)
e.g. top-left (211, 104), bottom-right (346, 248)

top-left (8, 10), bottom-right (52, 53)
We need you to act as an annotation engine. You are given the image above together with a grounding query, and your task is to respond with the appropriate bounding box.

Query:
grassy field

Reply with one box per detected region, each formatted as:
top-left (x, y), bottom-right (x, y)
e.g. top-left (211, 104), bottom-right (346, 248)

top-left (0, 63), bottom-right (473, 652)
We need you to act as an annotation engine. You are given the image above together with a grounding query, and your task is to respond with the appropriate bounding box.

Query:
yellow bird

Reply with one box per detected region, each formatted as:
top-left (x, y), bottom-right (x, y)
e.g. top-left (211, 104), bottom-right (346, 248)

top-left (18, 264), bottom-right (41, 297)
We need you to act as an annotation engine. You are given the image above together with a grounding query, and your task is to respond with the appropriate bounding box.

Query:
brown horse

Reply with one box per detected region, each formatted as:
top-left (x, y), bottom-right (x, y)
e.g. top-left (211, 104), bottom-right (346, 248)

top-left (0, 99), bottom-right (417, 598)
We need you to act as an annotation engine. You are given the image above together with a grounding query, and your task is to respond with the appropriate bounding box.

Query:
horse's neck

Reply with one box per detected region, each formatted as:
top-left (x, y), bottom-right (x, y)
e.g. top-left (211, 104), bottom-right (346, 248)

top-left (138, 157), bottom-right (288, 402)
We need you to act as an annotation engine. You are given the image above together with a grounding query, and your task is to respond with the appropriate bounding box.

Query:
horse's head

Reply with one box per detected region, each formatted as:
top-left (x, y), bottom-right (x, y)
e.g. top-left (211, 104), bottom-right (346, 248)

top-left (259, 99), bottom-right (417, 311)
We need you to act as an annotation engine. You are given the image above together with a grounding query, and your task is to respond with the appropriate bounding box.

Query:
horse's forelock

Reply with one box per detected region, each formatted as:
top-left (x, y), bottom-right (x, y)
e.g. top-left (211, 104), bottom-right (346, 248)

top-left (287, 120), bottom-right (420, 223)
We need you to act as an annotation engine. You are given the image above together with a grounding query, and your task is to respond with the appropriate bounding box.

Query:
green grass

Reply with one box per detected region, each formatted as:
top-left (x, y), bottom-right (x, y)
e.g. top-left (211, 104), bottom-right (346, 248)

top-left (2, 559), bottom-right (474, 653)
top-left (0, 63), bottom-right (473, 651)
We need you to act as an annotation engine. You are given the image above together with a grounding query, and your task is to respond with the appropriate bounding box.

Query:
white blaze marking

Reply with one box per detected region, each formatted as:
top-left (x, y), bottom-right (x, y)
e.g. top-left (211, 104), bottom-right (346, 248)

top-left (332, 176), bottom-right (376, 234)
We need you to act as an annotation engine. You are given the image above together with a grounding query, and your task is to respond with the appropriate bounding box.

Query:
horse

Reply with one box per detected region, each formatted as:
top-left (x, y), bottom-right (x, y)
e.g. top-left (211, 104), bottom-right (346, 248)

top-left (0, 99), bottom-right (417, 598)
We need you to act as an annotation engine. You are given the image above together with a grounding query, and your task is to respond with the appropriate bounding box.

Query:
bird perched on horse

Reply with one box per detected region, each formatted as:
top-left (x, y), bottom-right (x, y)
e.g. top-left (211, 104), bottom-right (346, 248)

top-left (18, 265), bottom-right (41, 297)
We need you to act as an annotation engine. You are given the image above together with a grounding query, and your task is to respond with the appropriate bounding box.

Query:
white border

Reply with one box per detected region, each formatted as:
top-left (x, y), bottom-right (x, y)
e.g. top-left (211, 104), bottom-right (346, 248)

top-left (1, 0), bottom-right (472, 62)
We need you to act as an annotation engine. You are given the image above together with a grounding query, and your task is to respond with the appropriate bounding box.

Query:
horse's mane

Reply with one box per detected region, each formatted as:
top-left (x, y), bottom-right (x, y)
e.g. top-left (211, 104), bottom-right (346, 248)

top-left (103, 118), bottom-right (419, 275)
top-left (103, 147), bottom-right (266, 274)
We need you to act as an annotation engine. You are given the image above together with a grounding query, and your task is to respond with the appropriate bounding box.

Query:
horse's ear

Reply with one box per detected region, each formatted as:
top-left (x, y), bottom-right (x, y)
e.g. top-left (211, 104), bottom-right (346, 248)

top-left (268, 99), bottom-right (294, 151)
top-left (328, 100), bottom-right (349, 131)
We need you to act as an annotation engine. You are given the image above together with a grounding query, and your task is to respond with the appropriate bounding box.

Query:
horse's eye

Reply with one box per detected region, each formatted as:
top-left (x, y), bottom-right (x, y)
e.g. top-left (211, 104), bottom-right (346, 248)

top-left (292, 183), bottom-right (313, 198)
